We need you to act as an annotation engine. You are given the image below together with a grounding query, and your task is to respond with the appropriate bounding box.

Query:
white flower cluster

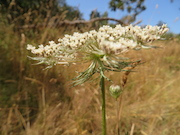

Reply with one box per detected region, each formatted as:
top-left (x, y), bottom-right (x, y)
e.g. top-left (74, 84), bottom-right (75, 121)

top-left (27, 24), bottom-right (168, 65)
top-left (27, 41), bottom-right (59, 57)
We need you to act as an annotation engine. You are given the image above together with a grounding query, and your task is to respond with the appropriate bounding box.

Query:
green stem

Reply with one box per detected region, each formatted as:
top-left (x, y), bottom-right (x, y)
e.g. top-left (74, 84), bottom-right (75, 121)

top-left (100, 75), bottom-right (106, 135)
top-left (116, 98), bottom-right (120, 135)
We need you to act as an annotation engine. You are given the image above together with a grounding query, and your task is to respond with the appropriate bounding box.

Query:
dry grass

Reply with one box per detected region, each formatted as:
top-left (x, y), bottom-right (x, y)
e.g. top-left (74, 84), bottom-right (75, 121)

top-left (1, 2), bottom-right (180, 134)
top-left (12, 40), bottom-right (179, 135)
top-left (0, 16), bottom-right (180, 134)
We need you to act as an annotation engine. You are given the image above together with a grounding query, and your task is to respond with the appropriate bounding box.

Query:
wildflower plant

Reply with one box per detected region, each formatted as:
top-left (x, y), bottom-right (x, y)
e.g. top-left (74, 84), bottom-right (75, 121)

top-left (27, 24), bottom-right (168, 135)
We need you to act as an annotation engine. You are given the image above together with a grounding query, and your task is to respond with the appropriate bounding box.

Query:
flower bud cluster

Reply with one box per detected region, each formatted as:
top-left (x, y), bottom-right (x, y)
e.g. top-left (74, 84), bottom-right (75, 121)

top-left (109, 85), bottom-right (122, 99)
top-left (27, 24), bottom-right (168, 65)
top-left (27, 41), bottom-right (76, 65)
top-left (27, 41), bottom-right (60, 57)
top-left (58, 32), bottom-right (90, 49)
top-left (130, 24), bottom-right (169, 42)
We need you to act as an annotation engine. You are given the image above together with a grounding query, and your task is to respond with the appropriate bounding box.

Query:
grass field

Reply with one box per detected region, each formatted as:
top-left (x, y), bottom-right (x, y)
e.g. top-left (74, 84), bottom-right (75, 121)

top-left (0, 21), bottom-right (180, 135)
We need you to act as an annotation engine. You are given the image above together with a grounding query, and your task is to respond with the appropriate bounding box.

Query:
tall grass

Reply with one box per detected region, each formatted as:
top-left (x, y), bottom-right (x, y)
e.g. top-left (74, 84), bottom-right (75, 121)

top-left (25, 40), bottom-right (180, 135)
top-left (1, 5), bottom-right (180, 134)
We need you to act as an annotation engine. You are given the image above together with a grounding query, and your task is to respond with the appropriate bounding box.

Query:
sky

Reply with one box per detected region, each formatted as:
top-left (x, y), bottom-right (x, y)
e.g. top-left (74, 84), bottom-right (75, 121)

top-left (66, 0), bottom-right (180, 34)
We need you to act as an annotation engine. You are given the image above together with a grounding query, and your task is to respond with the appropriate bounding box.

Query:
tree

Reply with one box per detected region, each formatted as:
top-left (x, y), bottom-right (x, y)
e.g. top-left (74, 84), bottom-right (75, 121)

top-left (0, 0), bottom-right (82, 29)
top-left (109, 0), bottom-right (146, 13)
top-left (89, 10), bottom-right (109, 28)
top-left (157, 21), bottom-right (166, 26)
top-left (109, 0), bottom-right (146, 24)
top-left (101, 11), bottom-right (109, 25)
top-left (90, 9), bottom-right (101, 19)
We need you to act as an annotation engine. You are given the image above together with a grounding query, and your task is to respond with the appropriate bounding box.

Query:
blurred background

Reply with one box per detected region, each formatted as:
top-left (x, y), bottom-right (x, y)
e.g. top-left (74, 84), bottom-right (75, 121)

top-left (0, 0), bottom-right (180, 135)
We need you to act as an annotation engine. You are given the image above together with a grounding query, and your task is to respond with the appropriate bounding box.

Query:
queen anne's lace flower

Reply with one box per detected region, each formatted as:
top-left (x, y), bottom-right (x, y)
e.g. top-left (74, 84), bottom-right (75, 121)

top-left (27, 24), bottom-right (168, 66)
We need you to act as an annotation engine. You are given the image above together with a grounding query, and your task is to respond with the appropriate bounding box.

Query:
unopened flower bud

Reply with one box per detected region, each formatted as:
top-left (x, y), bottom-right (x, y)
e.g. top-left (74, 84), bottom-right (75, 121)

top-left (109, 85), bottom-right (122, 99)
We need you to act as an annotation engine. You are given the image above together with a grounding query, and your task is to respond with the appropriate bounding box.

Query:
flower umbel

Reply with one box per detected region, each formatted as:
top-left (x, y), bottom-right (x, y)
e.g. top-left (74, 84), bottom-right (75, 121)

top-left (27, 24), bottom-right (168, 84)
